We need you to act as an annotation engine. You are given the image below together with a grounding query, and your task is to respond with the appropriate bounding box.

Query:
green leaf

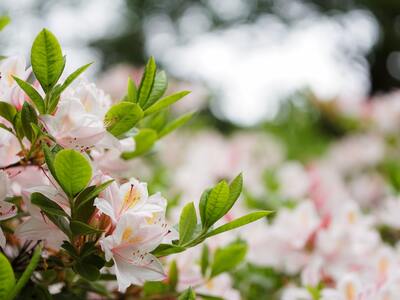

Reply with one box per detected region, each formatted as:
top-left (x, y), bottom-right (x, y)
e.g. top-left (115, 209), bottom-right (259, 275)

top-left (13, 77), bottom-right (45, 114)
top-left (138, 56), bottom-right (157, 107)
top-left (151, 244), bottom-right (186, 257)
top-left (70, 220), bottom-right (102, 236)
top-left (42, 143), bottom-right (57, 181)
top-left (13, 112), bottom-right (24, 139)
top-left (179, 202), bottom-right (197, 245)
top-left (210, 242), bottom-right (247, 277)
top-left (7, 243), bottom-right (42, 300)
top-left (144, 91), bottom-right (190, 116)
top-left (0, 252), bottom-right (15, 299)
top-left (0, 101), bottom-right (17, 124)
top-left (47, 63), bottom-right (92, 113)
top-left (169, 260), bottom-right (178, 291)
top-left (104, 102), bottom-right (143, 137)
top-left (205, 211), bottom-right (272, 238)
top-left (201, 181), bottom-right (230, 228)
top-left (74, 180), bottom-right (114, 213)
top-left (199, 189), bottom-right (211, 226)
top-left (53, 149), bottom-right (92, 197)
top-left (158, 112), bottom-right (194, 138)
top-left (0, 16), bottom-right (10, 31)
top-left (179, 287), bottom-right (196, 300)
top-left (123, 77), bottom-right (137, 103)
top-left (31, 29), bottom-right (64, 92)
top-left (21, 102), bottom-right (38, 142)
top-left (121, 128), bottom-right (158, 159)
top-left (74, 255), bottom-right (104, 281)
top-left (31, 192), bottom-right (68, 217)
top-left (200, 244), bottom-right (209, 277)
top-left (144, 71), bottom-right (168, 109)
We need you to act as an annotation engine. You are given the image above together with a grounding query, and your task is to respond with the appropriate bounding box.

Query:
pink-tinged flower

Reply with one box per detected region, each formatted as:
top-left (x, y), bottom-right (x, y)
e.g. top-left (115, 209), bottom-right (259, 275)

top-left (6, 166), bottom-right (49, 196)
top-left (15, 184), bottom-right (69, 250)
top-left (91, 138), bottom-right (136, 177)
top-left (94, 178), bottom-right (166, 223)
top-left (0, 56), bottom-right (31, 110)
top-left (100, 213), bottom-right (167, 292)
top-left (0, 127), bottom-right (21, 168)
top-left (0, 171), bottom-right (17, 247)
top-left (41, 97), bottom-right (106, 149)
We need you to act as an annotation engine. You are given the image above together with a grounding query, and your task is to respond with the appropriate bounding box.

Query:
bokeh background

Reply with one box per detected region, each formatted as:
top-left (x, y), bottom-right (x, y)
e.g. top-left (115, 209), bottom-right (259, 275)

top-left (3, 1), bottom-right (400, 299)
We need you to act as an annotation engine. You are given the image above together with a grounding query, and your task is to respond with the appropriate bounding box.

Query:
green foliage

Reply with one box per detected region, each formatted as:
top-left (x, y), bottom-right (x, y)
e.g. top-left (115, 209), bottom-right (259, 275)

top-left (0, 16), bottom-right (10, 31)
top-left (168, 260), bottom-right (178, 291)
top-left (153, 174), bottom-right (271, 257)
top-left (104, 102), bottom-right (143, 137)
top-left (144, 91), bottom-right (190, 116)
top-left (210, 241), bottom-right (247, 277)
top-left (0, 101), bottom-right (17, 124)
top-left (179, 202), bottom-right (198, 245)
top-left (20, 102), bottom-right (38, 142)
top-left (200, 245), bottom-right (210, 277)
top-left (179, 287), bottom-right (196, 300)
top-left (31, 192), bottom-right (68, 217)
top-left (53, 149), bottom-right (92, 197)
top-left (7, 244), bottom-right (43, 300)
top-left (138, 56), bottom-right (157, 107)
top-left (123, 77), bottom-right (137, 102)
top-left (0, 252), bottom-right (15, 299)
top-left (13, 77), bottom-right (45, 114)
top-left (31, 29), bottom-right (65, 92)
top-left (146, 70), bottom-right (168, 108)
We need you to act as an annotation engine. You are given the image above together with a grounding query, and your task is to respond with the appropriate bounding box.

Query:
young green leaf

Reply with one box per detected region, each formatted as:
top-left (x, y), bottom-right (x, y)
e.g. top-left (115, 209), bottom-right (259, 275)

top-left (123, 77), bottom-right (137, 103)
top-left (74, 180), bottom-right (114, 213)
top-left (169, 260), bottom-right (178, 291)
top-left (46, 63), bottom-right (93, 114)
top-left (42, 143), bottom-right (57, 179)
top-left (13, 77), bottom-right (45, 113)
top-left (200, 244), bottom-right (209, 277)
top-left (178, 287), bottom-right (196, 300)
top-left (179, 202), bottom-right (197, 245)
top-left (70, 220), bottom-right (103, 236)
top-left (199, 189), bottom-right (211, 226)
top-left (31, 192), bottom-right (69, 218)
top-left (201, 180), bottom-right (230, 228)
top-left (0, 101), bottom-right (17, 124)
top-left (104, 102), bottom-right (143, 137)
top-left (158, 112), bottom-right (194, 138)
top-left (0, 252), bottom-right (15, 299)
top-left (151, 244), bottom-right (186, 257)
top-left (121, 128), bottom-right (158, 159)
top-left (210, 242), bottom-right (247, 277)
top-left (0, 16), bottom-right (10, 31)
top-left (21, 102), bottom-right (38, 142)
top-left (138, 56), bottom-right (156, 107)
top-left (7, 243), bottom-right (42, 300)
top-left (144, 91), bottom-right (190, 116)
top-left (53, 149), bottom-right (92, 197)
top-left (31, 29), bottom-right (64, 92)
top-left (205, 211), bottom-right (272, 238)
top-left (144, 70), bottom-right (167, 109)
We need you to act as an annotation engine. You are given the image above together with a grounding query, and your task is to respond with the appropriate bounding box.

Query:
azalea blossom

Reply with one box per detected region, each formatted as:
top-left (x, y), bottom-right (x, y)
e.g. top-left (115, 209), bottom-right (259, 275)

top-left (94, 178), bottom-right (166, 223)
top-left (100, 212), bottom-right (168, 292)
top-left (0, 171), bottom-right (17, 247)
top-left (0, 56), bottom-right (31, 110)
top-left (0, 127), bottom-right (22, 168)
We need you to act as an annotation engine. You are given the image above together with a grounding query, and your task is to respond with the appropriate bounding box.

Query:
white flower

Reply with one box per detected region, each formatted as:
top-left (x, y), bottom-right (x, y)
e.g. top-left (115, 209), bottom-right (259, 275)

top-left (0, 127), bottom-right (21, 168)
top-left (42, 97), bottom-right (106, 149)
top-left (100, 212), bottom-right (167, 292)
top-left (94, 178), bottom-right (166, 223)
top-left (0, 171), bottom-right (17, 247)
top-left (0, 56), bottom-right (31, 110)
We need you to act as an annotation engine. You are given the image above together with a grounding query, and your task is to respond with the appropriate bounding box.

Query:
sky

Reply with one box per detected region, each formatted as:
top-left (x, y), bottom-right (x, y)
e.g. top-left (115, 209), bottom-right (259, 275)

top-left (0, 0), bottom-right (379, 125)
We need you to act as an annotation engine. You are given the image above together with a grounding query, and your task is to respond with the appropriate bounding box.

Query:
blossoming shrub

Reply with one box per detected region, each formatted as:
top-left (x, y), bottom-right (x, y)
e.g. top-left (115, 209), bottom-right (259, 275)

top-left (0, 28), bottom-right (270, 299)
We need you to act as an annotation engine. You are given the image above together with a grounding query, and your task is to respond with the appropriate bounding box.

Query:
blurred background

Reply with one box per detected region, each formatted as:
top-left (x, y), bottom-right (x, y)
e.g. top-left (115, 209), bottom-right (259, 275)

top-left (1, 0), bottom-right (399, 126)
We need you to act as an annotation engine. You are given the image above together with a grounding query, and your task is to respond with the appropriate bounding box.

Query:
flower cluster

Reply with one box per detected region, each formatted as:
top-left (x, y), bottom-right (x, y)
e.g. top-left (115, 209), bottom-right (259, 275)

top-left (0, 29), bottom-right (268, 299)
